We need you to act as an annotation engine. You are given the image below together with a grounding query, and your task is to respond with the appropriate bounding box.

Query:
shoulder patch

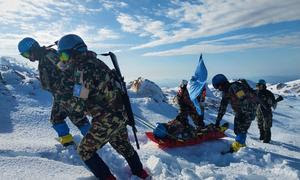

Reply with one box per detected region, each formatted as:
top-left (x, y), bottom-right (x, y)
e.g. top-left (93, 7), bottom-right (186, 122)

top-left (236, 90), bottom-right (245, 98)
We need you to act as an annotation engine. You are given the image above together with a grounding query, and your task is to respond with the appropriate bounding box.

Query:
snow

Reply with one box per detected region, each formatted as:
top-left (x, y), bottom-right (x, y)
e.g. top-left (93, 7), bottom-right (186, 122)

top-left (268, 80), bottom-right (300, 97)
top-left (0, 57), bottom-right (299, 180)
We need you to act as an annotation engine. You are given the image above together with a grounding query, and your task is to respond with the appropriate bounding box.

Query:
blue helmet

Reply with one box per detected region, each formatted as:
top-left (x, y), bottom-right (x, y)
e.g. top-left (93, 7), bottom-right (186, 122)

top-left (257, 79), bottom-right (266, 85)
top-left (212, 74), bottom-right (228, 89)
top-left (18, 37), bottom-right (40, 53)
top-left (57, 34), bottom-right (87, 53)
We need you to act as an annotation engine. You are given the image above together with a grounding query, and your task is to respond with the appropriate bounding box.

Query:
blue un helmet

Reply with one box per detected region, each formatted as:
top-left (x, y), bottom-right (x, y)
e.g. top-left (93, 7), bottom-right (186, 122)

top-left (18, 37), bottom-right (40, 59)
top-left (256, 79), bottom-right (266, 90)
top-left (257, 79), bottom-right (266, 85)
top-left (57, 34), bottom-right (87, 62)
top-left (212, 74), bottom-right (228, 89)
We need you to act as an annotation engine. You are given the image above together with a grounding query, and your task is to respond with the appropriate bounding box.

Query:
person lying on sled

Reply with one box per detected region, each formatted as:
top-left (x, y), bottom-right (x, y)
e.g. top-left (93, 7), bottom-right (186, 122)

top-left (153, 79), bottom-right (228, 141)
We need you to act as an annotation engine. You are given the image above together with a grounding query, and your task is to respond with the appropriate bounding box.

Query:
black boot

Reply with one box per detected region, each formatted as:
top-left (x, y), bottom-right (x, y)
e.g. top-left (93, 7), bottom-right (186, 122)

top-left (126, 151), bottom-right (145, 177)
top-left (259, 129), bottom-right (265, 140)
top-left (263, 129), bottom-right (271, 143)
top-left (83, 153), bottom-right (114, 179)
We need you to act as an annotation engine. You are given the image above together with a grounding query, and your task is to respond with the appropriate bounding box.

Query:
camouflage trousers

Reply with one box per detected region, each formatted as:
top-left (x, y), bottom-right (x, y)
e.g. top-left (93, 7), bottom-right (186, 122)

top-left (50, 94), bottom-right (88, 127)
top-left (166, 118), bottom-right (196, 140)
top-left (176, 109), bottom-right (204, 128)
top-left (256, 107), bottom-right (272, 131)
top-left (233, 112), bottom-right (254, 135)
top-left (77, 110), bottom-right (135, 161)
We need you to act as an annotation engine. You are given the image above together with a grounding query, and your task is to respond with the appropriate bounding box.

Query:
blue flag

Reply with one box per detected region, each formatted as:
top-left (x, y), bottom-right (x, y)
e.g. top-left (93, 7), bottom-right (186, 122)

top-left (187, 54), bottom-right (208, 115)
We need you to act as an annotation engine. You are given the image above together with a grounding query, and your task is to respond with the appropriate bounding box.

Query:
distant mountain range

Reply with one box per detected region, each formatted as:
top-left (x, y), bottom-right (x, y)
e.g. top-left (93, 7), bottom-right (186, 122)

top-left (153, 75), bottom-right (300, 88)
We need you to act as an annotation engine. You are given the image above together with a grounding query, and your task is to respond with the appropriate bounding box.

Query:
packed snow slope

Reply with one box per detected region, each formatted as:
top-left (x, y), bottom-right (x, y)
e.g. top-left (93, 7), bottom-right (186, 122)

top-left (0, 57), bottom-right (299, 180)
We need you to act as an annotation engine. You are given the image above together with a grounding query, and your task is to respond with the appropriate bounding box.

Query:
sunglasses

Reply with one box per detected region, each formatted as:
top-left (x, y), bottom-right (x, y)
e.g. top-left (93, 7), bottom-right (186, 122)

top-left (58, 49), bottom-right (73, 62)
top-left (21, 51), bottom-right (31, 59)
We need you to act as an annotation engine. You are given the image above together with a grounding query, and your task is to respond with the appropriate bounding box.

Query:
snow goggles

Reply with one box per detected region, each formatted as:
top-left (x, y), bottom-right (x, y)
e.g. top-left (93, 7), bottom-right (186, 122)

top-left (21, 51), bottom-right (30, 59)
top-left (58, 50), bottom-right (72, 62)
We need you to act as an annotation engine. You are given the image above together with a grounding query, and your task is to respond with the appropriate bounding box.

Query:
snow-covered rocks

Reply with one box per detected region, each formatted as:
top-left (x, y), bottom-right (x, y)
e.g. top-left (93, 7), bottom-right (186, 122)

top-left (1, 56), bottom-right (300, 180)
top-left (128, 77), bottom-right (167, 103)
top-left (0, 56), bottom-right (41, 96)
top-left (269, 80), bottom-right (300, 96)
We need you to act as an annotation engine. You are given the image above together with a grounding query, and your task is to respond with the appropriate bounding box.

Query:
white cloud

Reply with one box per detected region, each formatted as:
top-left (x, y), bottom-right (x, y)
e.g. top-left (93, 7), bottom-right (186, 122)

top-left (0, 0), bottom-right (106, 56)
top-left (97, 28), bottom-right (120, 40)
top-left (142, 33), bottom-right (300, 56)
top-left (144, 21), bottom-right (167, 39)
top-left (116, 13), bottom-right (142, 33)
top-left (117, 13), bottom-right (168, 39)
top-left (131, 0), bottom-right (300, 49)
top-left (99, 0), bottom-right (128, 10)
top-left (0, 0), bottom-right (102, 25)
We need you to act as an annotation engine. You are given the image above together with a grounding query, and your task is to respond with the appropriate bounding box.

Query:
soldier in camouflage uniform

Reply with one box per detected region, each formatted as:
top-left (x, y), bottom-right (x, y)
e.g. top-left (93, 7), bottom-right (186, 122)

top-left (175, 80), bottom-right (205, 127)
top-left (212, 74), bottom-right (257, 152)
top-left (167, 80), bottom-right (205, 139)
top-left (18, 37), bottom-right (91, 146)
top-left (57, 34), bottom-right (149, 180)
top-left (255, 79), bottom-right (277, 143)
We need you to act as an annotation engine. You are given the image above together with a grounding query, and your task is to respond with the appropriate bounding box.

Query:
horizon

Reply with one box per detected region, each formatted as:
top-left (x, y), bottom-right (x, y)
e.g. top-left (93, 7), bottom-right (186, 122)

top-left (1, 0), bottom-right (300, 82)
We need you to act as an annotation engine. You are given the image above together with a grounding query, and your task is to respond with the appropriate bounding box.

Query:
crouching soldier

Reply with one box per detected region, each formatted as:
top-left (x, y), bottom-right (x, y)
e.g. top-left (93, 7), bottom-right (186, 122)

top-left (212, 74), bottom-right (257, 152)
top-left (256, 79), bottom-right (280, 143)
top-left (174, 80), bottom-right (205, 128)
top-left (57, 34), bottom-right (149, 179)
top-left (18, 37), bottom-right (91, 146)
top-left (165, 80), bottom-right (205, 140)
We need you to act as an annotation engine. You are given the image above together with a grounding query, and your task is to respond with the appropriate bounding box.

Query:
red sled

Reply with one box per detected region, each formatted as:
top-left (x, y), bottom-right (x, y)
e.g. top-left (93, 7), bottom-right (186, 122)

top-left (145, 131), bottom-right (226, 148)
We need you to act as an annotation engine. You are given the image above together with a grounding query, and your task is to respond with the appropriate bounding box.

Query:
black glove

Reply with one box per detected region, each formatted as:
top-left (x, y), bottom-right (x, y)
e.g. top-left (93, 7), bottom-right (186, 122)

top-left (276, 95), bottom-right (283, 102)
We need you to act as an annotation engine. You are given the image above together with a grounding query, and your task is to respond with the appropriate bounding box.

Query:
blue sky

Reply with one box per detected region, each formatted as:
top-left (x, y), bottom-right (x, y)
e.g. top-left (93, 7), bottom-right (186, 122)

top-left (1, 0), bottom-right (300, 85)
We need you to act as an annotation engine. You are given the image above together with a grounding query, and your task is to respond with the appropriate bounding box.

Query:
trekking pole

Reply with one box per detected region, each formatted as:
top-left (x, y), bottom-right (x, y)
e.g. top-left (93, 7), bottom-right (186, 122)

top-left (134, 113), bottom-right (156, 129)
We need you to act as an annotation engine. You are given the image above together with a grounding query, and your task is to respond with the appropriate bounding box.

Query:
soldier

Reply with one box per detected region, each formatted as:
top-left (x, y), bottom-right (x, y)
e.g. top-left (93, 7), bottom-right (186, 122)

top-left (18, 37), bottom-right (91, 146)
top-left (165, 80), bottom-right (205, 139)
top-left (212, 74), bottom-right (257, 152)
top-left (175, 80), bottom-right (205, 127)
top-left (256, 79), bottom-right (277, 143)
top-left (56, 34), bottom-right (149, 179)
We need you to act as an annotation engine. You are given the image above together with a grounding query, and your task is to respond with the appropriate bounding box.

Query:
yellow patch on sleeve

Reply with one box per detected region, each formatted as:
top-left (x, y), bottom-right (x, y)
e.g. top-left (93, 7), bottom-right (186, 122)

top-left (236, 90), bottom-right (245, 98)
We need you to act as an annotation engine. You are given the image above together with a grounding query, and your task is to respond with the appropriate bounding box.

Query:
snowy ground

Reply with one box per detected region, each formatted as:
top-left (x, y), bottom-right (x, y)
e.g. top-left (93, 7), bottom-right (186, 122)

top-left (0, 57), bottom-right (299, 180)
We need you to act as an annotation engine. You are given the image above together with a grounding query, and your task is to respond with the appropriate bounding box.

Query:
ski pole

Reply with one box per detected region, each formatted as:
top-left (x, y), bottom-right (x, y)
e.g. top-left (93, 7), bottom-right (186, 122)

top-left (134, 114), bottom-right (156, 129)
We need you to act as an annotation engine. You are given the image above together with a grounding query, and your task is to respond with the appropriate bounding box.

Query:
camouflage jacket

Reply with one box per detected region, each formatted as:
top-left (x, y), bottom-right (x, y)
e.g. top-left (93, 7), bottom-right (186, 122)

top-left (217, 81), bottom-right (257, 120)
top-left (38, 47), bottom-right (74, 99)
top-left (176, 86), bottom-right (196, 112)
top-left (70, 51), bottom-right (124, 117)
top-left (256, 88), bottom-right (275, 113)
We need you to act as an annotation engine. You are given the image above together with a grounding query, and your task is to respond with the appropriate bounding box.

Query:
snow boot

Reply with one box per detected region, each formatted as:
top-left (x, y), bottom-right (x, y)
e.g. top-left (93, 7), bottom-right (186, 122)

top-left (83, 153), bottom-right (114, 179)
top-left (231, 141), bottom-right (246, 152)
top-left (219, 122), bottom-right (229, 133)
top-left (106, 175), bottom-right (117, 180)
top-left (126, 151), bottom-right (149, 179)
top-left (136, 169), bottom-right (150, 179)
top-left (56, 134), bottom-right (74, 147)
top-left (263, 129), bottom-right (271, 143)
top-left (259, 129), bottom-right (265, 140)
top-left (53, 122), bottom-right (75, 146)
